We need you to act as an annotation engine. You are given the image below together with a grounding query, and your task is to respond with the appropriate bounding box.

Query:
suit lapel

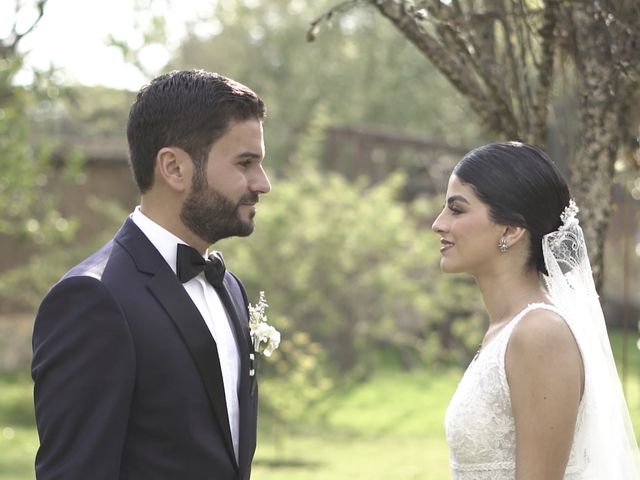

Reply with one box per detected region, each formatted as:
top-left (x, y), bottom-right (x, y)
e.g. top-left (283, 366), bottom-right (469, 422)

top-left (148, 269), bottom-right (236, 464)
top-left (219, 275), bottom-right (256, 476)
top-left (115, 219), bottom-right (237, 467)
top-left (220, 276), bottom-right (251, 360)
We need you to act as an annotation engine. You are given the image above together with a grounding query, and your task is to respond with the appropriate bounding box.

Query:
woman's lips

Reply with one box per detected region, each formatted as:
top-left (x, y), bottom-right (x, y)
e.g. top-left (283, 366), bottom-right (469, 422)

top-left (440, 239), bottom-right (454, 252)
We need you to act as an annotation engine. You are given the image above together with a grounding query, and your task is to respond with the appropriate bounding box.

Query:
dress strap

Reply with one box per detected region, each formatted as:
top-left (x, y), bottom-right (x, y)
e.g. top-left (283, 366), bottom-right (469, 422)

top-left (502, 302), bottom-right (564, 337)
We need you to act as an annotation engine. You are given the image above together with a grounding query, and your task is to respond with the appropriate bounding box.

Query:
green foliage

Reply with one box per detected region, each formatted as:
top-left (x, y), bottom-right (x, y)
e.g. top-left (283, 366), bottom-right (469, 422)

top-left (0, 196), bottom-right (126, 313)
top-left (40, 85), bottom-right (135, 141)
top-left (292, 102), bottom-right (331, 170)
top-left (219, 118), bottom-right (483, 373)
top-left (0, 12), bottom-right (86, 318)
top-left (0, 82), bottom-right (83, 246)
top-left (256, 321), bottom-right (333, 449)
top-left (1, 17), bottom-right (88, 244)
top-left (0, 10), bottom-right (106, 309)
top-left (220, 167), bottom-right (425, 370)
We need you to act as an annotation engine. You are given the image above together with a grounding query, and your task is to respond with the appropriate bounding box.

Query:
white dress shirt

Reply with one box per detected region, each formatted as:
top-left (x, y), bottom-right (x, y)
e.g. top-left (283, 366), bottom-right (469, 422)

top-left (130, 207), bottom-right (240, 461)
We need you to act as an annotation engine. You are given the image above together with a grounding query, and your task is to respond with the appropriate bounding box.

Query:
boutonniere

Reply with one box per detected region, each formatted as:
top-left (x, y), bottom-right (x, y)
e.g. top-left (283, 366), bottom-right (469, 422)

top-left (248, 292), bottom-right (280, 395)
top-left (249, 291), bottom-right (281, 357)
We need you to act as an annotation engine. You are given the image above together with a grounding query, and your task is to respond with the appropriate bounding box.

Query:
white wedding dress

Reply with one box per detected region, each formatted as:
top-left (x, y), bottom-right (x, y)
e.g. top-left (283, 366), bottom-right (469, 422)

top-left (445, 303), bottom-right (589, 479)
top-left (445, 203), bottom-right (640, 479)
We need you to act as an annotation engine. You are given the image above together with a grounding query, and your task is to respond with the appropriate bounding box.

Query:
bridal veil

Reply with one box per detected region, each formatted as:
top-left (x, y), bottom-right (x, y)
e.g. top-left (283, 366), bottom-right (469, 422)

top-left (542, 200), bottom-right (640, 479)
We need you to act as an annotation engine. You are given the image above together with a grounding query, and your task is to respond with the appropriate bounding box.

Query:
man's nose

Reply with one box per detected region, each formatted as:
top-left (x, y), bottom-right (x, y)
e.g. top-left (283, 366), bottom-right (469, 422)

top-left (252, 166), bottom-right (271, 194)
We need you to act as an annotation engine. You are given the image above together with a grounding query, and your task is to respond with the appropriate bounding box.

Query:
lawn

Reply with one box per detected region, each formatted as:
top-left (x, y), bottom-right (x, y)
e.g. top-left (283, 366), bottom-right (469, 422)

top-left (1, 330), bottom-right (639, 480)
top-left (0, 373), bottom-right (38, 480)
top-left (252, 369), bottom-right (459, 480)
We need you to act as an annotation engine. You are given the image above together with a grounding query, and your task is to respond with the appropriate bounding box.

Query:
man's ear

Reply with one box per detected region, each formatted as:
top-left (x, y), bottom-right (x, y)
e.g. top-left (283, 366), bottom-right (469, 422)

top-left (156, 147), bottom-right (191, 193)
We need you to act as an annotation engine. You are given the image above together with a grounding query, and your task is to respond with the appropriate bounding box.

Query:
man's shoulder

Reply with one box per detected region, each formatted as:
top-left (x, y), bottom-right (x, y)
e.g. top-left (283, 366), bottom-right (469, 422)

top-left (39, 234), bottom-right (142, 316)
top-left (61, 219), bottom-right (143, 284)
top-left (63, 240), bottom-right (118, 283)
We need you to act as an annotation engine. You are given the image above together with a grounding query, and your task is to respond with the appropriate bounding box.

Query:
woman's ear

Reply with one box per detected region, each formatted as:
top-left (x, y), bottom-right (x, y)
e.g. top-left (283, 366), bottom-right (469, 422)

top-left (501, 225), bottom-right (528, 248)
top-left (156, 147), bottom-right (191, 193)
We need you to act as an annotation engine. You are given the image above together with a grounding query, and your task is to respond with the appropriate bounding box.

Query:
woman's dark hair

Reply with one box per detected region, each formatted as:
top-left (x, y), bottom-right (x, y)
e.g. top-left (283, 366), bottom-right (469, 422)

top-left (453, 141), bottom-right (571, 275)
top-left (126, 69), bottom-right (266, 193)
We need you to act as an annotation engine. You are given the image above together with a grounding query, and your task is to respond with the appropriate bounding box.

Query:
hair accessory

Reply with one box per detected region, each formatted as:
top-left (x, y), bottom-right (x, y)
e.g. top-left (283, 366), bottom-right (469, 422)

top-left (559, 199), bottom-right (579, 231)
top-left (498, 237), bottom-right (509, 253)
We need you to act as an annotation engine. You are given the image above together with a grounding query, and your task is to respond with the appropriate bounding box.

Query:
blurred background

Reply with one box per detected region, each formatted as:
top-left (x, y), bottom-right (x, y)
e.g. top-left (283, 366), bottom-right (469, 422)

top-left (1, 1), bottom-right (639, 478)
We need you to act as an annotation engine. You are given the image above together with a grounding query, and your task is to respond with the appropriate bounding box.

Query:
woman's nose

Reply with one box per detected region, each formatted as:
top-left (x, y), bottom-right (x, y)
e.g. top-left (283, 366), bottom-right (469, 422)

top-left (432, 211), bottom-right (446, 233)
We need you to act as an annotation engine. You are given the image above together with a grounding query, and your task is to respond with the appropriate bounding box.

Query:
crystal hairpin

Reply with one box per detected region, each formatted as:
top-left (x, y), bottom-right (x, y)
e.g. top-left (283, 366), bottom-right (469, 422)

top-left (559, 199), bottom-right (579, 231)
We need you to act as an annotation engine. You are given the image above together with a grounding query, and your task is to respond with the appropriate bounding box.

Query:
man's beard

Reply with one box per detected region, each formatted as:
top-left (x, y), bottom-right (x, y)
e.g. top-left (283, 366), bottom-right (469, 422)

top-left (180, 173), bottom-right (257, 245)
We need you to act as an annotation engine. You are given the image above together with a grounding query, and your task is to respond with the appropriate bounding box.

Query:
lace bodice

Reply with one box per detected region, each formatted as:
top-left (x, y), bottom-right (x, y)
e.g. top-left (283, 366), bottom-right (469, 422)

top-left (445, 303), bottom-right (588, 479)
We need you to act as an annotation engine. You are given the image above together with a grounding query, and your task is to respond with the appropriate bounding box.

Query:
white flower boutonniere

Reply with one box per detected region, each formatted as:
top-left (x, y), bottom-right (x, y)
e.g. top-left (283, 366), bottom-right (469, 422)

top-left (249, 291), bottom-right (280, 357)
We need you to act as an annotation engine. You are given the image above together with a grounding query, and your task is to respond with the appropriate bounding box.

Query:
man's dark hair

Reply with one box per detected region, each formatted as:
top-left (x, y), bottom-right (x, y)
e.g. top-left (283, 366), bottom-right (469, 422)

top-left (453, 142), bottom-right (571, 275)
top-left (126, 69), bottom-right (266, 193)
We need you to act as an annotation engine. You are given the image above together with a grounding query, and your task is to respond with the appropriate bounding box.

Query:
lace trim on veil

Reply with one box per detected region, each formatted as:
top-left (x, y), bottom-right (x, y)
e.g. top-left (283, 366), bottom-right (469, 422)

top-left (542, 200), bottom-right (640, 479)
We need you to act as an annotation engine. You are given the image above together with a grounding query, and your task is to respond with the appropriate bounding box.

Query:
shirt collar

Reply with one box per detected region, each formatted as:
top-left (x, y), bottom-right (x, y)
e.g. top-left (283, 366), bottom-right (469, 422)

top-left (130, 206), bottom-right (207, 275)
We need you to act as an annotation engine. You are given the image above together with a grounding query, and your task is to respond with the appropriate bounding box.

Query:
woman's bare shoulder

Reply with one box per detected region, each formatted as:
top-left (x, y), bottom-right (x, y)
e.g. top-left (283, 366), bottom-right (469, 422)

top-left (506, 307), bottom-right (582, 383)
top-left (509, 307), bottom-right (577, 355)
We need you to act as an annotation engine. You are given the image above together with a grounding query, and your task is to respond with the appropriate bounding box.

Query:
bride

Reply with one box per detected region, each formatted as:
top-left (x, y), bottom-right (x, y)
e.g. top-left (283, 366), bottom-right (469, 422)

top-left (432, 142), bottom-right (640, 479)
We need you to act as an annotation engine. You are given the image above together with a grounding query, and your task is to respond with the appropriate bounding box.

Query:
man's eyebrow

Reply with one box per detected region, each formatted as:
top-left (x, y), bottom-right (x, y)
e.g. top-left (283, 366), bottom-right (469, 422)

top-left (447, 194), bottom-right (470, 205)
top-left (236, 151), bottom-right (262, 159)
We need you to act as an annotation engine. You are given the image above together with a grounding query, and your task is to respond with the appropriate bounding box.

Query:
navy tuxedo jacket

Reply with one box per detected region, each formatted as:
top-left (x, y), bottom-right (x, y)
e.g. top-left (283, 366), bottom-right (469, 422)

top-left (32, 218), bottom-right (258, 480)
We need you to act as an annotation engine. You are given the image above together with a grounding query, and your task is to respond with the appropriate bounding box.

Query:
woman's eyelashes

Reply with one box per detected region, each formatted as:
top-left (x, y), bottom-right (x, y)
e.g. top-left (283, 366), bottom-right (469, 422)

top-left (448, 204), bottom-right (463, 215)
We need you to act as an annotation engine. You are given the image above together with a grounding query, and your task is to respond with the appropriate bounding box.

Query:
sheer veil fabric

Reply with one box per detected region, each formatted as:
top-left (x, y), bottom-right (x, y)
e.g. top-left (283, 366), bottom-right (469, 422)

top-left (542, 201), bottom-right (640, 478)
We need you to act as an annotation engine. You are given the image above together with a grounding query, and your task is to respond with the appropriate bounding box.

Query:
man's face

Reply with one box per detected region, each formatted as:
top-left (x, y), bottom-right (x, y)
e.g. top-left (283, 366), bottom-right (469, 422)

top-left (180, 119), bottom-right (270, 245)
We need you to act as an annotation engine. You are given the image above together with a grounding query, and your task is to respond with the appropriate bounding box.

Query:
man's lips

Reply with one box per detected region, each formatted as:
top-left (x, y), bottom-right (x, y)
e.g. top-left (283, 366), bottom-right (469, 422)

top-left (239, 203), bottom-right (256, 216)
top-left (239, 193), bottom-right (259, 205)
top-left (239, 201), bottom-right (257, 217)
top-left (238, 194), bottom-right (258, 208)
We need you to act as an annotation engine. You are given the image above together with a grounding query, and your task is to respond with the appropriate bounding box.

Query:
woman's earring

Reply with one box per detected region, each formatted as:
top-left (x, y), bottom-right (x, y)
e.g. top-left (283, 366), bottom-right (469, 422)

top-left (498, 238), bottom-right (509, 253)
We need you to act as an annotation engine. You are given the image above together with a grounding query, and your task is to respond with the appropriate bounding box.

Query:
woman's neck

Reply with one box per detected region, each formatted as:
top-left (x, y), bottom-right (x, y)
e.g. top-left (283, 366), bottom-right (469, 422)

top-left (475, 268), bottom-right (549, 327)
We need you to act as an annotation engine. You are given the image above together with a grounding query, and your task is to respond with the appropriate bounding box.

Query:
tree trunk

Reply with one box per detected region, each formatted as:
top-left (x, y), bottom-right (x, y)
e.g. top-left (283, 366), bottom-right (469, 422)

top-left (568, 2), bottom-right (621, 291)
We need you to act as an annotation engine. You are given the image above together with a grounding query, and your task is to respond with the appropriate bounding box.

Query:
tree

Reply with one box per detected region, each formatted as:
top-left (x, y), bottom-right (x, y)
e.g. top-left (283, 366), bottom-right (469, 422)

top-left (0, 1), bottom-right (90, 313)
top-left (166, 0), bottom-right (486, 170)
top-left (0, 1), bottom-right (46, 60)
top-left (1, 0), bottom-right (81, 246)
top-left (309, 0), bottom-right (640, 289)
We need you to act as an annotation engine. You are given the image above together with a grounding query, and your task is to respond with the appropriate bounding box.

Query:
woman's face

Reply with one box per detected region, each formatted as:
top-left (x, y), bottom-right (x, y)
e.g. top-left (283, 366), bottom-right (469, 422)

top-left (431, 174), bottom-right (505, 276)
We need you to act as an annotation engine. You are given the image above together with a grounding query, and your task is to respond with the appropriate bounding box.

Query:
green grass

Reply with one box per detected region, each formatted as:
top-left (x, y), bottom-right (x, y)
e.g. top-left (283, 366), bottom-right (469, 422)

top-left (252, 369), bottom-right (459, 480)
top-left (611, 329), bottom-right (640, 435)
top-left (0, 373), bottom-right (39, 480)
top-left (2, 330), bottom-right (639, 480)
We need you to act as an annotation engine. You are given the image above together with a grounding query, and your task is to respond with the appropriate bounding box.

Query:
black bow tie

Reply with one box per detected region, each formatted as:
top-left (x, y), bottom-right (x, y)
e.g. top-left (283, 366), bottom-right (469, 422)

top-left (176, 244), bottom-right (226, 288)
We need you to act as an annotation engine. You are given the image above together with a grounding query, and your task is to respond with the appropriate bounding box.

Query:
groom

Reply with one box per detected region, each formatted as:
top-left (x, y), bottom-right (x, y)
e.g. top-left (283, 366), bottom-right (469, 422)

top-left (31, 70), bottom-right (270, 479)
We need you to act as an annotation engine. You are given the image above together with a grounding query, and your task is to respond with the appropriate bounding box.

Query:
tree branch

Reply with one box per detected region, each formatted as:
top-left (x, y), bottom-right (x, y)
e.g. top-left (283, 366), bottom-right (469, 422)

top-left (370, 0), bottom-right (520, 138)
top-left (1, 0), bottom-right (48, 60)
top-left (307, 0), bottom-right (368, 42)
top-left (431, 6), bottom-right (521, 137)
